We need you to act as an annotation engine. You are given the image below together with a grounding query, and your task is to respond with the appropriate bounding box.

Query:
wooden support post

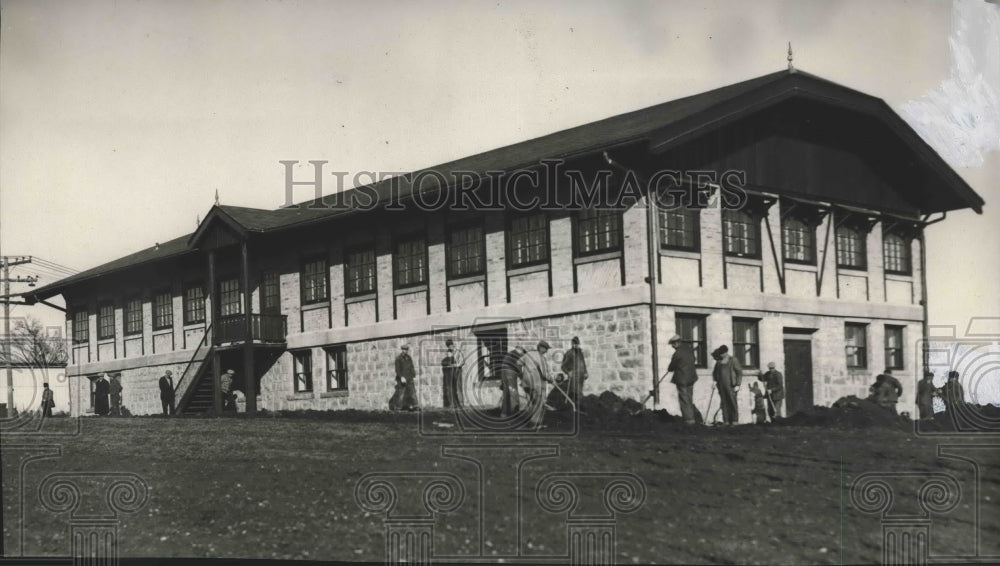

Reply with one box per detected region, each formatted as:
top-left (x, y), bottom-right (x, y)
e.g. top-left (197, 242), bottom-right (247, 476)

top-left (242, 241), bottom-right (257, 415)
top-left (207, 249), bottom-right (221, 415)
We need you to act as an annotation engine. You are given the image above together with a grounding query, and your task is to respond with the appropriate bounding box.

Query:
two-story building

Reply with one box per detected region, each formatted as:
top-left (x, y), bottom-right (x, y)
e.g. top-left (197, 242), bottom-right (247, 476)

top-left (26, 69), bottom-right (984, 422)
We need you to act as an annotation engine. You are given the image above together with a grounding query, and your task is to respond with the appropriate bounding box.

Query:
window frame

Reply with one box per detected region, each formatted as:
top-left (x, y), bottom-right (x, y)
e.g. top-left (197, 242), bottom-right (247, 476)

top-left (394, 234), bottom-right (428, 289)
top-left (506, 212), bottom-right (550, 269)
top-left (292, 349), bottom-right (313, 393)
top-left (836, 225), bottom-right (868, 270)
top-left (884, 325), bottom-right (904, 371)
top-left (218, 278), bottom-right (242, 317)
top-left (659, 205), bottom-right (701, 252)
top-left (183, 283), bottom-right (206, 325)
top-left (260, 270), bottom-right (281, 314)
top-left (447, 224), bottom-right (486, 279)
top-left (732, 317), bottom-right (760, 369)
top-left (723, 209), bottom-right (762, 259)
top-left (97, 303), bottom-right (115, 341)
top-left (123, 297), bottom-right (143, 337)
top-left (883, 232), bottom-right (912, 275)
top-left (72, 309), bottom-right (89, 344)
top-left (152, 291), bottom-right (173, 331)
top-left (573, 208), bottom-right (624, 258)
top-left (781, 216), bottom-right (817, 265)
top-left (300, 257), bottom-right (329, 305)
top-left (845, 322), bottom-right (868, 369)
top-left (325, 345), bottom-right (349, 392)
top-left (345, 246), bottom-right (377, 298)
top-left (675, 313), bottom-right (708, 368)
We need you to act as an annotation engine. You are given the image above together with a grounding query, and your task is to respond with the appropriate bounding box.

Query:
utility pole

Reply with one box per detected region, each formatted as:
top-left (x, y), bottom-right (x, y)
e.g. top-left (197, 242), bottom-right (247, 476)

top-left (2, 255), bottom-right (36, 415)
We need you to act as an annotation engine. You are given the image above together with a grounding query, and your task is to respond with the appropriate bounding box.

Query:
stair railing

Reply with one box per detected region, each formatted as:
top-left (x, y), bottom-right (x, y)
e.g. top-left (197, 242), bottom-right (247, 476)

top-left (173, 323), bottom-right (213, 405)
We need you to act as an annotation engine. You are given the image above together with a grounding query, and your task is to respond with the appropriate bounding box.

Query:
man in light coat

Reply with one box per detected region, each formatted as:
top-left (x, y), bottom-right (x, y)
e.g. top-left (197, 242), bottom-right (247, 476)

top-left (518, 340), bottom-right (552, 428)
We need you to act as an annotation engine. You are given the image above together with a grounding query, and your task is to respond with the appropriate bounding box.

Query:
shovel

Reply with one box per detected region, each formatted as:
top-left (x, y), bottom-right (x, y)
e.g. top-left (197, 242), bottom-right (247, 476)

top-left (631, 371), bottom-right (673, 415)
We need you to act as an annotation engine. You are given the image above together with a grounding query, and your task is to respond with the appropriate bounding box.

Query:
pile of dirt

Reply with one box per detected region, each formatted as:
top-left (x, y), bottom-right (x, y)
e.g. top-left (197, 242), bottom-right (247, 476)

top-left (781, 395), bottom-right (911, 430)
top-left (574, 391), bottom-right (679, 431)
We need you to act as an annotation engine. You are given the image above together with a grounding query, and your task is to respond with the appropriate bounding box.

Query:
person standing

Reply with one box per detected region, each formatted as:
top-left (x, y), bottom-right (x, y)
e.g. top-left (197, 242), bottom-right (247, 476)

top-left (711, 345), bottom-right (742, 425)
top-left (917, 370), bottom-right (937, 421)
top-left (559, 336), bottom-right (588, 410)
top-left (391, 344), bottom-right (418, 411)
top-left (159, 370), bottom-right (176, 416)
top-left (760, 362), bottom-right (785, 421)
top-left (94, 373), bottom-right (111, 416)
top-left (499, 346), bottom-right (526, 417)
top-left (41, 382), bottom-right (54, 418)
top-left (221, 369), bottom-right (236, 412)
top-left (109, 374), bottom-right (123, 417)
top-left (666, 334), bottom-right (702, 425)
top-left (876, 369), bottom-right (903, 414)
top-left (518, 340), bottom-right (552, 428)
top-left (943, 370), bottom-right (966, 412)
top-left (441, 339), bottom-right (464, 409)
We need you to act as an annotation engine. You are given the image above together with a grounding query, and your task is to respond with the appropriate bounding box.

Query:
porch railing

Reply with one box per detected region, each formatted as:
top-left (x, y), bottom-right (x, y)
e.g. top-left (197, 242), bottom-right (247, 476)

top-left (214, 313), bottom-right (287, 345)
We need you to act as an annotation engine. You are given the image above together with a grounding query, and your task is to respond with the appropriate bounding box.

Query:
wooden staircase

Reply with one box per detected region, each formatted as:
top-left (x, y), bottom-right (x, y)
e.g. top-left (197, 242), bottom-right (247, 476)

top-left (178, 360), bottom-right (215, 415)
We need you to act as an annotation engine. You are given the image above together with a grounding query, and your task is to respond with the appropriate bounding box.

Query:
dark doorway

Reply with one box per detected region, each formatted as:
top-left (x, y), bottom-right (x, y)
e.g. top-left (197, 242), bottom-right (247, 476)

top-left (783, 338), bottom-right (814, 416)
top-left (473, 326), bottom-right (508, 382)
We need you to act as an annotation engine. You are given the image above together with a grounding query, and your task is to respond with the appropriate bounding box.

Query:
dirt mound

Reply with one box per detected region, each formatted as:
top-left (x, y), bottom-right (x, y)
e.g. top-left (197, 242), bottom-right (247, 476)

top-left (781, 395), bottom-right (910, 430)
top-left (574, 391), bottom-right (679, 431)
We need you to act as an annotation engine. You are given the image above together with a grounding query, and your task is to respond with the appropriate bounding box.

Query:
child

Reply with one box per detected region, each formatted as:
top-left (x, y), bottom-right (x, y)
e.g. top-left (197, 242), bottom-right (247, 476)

top-left (749, 382), bottom-right (767, 424)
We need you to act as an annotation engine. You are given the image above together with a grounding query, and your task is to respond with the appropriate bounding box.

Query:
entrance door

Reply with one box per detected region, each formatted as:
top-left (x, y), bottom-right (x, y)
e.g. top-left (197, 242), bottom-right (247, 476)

top-left (783, 339), bottom-right (814, 416)
top-left (474, 327), bottom-right (508, 382)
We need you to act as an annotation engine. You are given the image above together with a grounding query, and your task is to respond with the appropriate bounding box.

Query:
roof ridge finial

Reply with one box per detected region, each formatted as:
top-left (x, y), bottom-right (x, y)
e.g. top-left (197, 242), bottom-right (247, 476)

top-left (196, 214), bottom-right (201, 227)
top-left (215, 189), bottom-right (220, 206)
top-left (787, 42), bottom-right (795, 73)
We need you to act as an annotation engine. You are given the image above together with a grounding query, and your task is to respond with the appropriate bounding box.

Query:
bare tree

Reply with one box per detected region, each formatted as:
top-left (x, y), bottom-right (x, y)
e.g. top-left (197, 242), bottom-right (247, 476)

top-left (2, 316), bottom-right (68, 367)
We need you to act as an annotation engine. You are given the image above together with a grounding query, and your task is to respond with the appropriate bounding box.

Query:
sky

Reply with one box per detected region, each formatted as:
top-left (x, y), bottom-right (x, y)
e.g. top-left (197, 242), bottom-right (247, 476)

top-left (1, 0), bottom-right (998, 344)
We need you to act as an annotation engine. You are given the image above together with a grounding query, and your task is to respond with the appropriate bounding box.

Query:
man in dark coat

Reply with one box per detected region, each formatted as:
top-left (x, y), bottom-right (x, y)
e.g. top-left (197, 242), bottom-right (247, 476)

top-left (759, 362), bottom-right (785, 421)
top-left (391, 344), bottom-right (418, 411)
top-left (41, 382), bottom-right (54, 418)
top-left (499, 346), bottom-right (526, 417)
top-left (916, 370), bottom-right (937, 421)
top-left (667, 334), bottom-right (702, 425)
top-left (557, 336), bottom-right (588, 410)
top-left (158, 370), bottom-right (176, 416)
top-left (441, 339), bottom-right (464, 409)
top-left (109, 374), bottom-right (123, 416)
top-left (711, 345), bottom-right (742, 425)
top-left (875, 369), bottom-right (903, 414)
top-left (94, 373), bottom-right (111, 416)
top-left (943, 370), bottom-right (965, 412)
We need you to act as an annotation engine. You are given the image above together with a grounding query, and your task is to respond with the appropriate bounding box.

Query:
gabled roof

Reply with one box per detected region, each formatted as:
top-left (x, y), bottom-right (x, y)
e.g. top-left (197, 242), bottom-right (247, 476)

top-left (26, 68), bottom-right (985, 303)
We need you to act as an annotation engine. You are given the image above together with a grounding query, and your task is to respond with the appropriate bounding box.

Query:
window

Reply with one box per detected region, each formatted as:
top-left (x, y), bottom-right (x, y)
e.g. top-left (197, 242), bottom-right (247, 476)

top-left (675, 314), bottom-right (707, 368)
top-left (723, 210), bottom-right (760, 258)
top-left (293, 350), bottom-right (313, 393)
top-left (219, 279), bottom-right (242, 317)
top-left (448, 226), bottom-right (485, 278)
top-left (659, 206), bottom-right (700, 251)
top-left (325, 346), bottom-right (348, 391)
top-left (98, 303), bottom-right (115, 340)
top-left (845, 323), bottom-right (868, 369)
top-left (394, 236), bottom-right (427, 288)
top-left (345, 248), bottom-right (376, 297)
top-left (73, 310), bottom-right (89, 344)
top-left (575, 209), bottom-right (622, 256)
top-left (883, 233), bottom-right (911, 275)
top-left (301, 258), bottom-right (329, 304)
top-left (260, 270), bottom-right (281, 314)
top-left (508, 213), bottom-right (549, 268)
top-left (885, 326), bottom-right (904, 370)
top-left (732, 318), bottom-right (759, 368)
top-left (183, 284), bottom-right (206, 324)
top-left (124, 298), bottom-right (142, 336)
top-left (782, 217), bottom-right (816, 264)
top-left (153, 292), bottom-right (172, 330)
top-left (836, 226), bottom-right (866, 269)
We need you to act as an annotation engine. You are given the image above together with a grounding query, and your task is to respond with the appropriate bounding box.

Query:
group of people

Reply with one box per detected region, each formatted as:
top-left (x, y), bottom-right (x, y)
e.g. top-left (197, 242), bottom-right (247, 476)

top-left (666, 335), bottom-right (784, 426)
top-left (91, 373), bottom-right (125, 416)
top-left (916, 369), bottom-right (966, 421)
top-left (158, 368), bottom-right (239, 416)
top-left (389, 336), bottom-right (590, 428)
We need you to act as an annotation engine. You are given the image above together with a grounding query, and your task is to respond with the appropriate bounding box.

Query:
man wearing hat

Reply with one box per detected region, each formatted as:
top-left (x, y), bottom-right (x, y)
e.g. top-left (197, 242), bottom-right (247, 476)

top-left (916, 370), bottom-right (937, 421)
top-left (759, 362), bottom-right (784, 421)
top-left (558, 336), bottom-right (588, 410)
top-left (441, 339), bottom-right (464, 409)
top-left (518, 340), bottom-right (552, 428)
top-left (41, 382), bottom-right (54, 418)
top-left (391, 344), bottom-right (418, 411)
top-left (499, 345), bottom-right (527, 417)
top-left (667, 334), bottom-right (702, 425)
top-left (711, 345), bottom-right (742, 425)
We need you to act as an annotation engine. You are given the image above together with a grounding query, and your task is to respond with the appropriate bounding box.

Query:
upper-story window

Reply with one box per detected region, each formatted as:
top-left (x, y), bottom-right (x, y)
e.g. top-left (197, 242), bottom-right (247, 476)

top-left (345, 247), bottom-right (377, 297)
top-left (395, 235), bottom-right (427, 289)
top-left (448, 225), bottom-right (485, 278)
top-left (98, 303), bottom-right (115, 340)
top-left (782, 217), bottom-right (816, 264)
top-left (301, 258), bottom-right (329, 305)
top-left (219, 279), bottom-right (242, 317)
top-left (883, 233), bottom-right (912, 275)
top-left (659, 206), bottom-right (700, 252)
top-left (836, 226), bottom-right (867, 269)
top-left (575, 209), bottom-right (622, 256)
top-left (508, 213), bottom-right (549, 268)
top-left (153, 292), bottom-right (172, 330)
top-left (260, 270), bottom-right (281, 314)
top-left (73, 309), bottom-right (89, 344)
top-left (183, 284), bottom-right (206, 324)
top-left (723, 209), bottom-right (760, 258)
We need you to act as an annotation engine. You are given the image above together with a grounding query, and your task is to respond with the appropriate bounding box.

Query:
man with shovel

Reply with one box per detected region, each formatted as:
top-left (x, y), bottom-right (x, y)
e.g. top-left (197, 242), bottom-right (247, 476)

top-left (667, 334), bottom-right (703, 425)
